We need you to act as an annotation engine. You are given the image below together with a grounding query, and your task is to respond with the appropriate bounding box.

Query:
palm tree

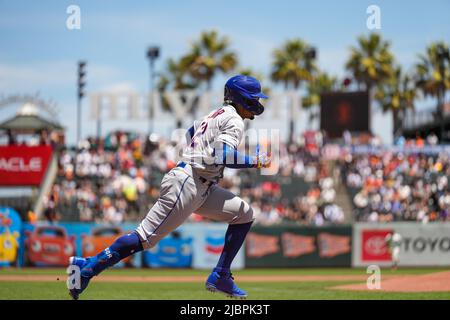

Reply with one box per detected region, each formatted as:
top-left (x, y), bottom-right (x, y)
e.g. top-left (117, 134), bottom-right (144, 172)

top-left (375, 66), bottom-right (417, 139)
top-left (345, 33), bottom-right (394, 94)
top-left (303, 71), bottom-right (338, 108)
top-left (415, 41), bottom-right (450, 140)
top-left (157, 58), bottom-right (198, 127)
top-left (345, 33), bottom-right (395, 139)
top-left (158, 58), bottom-right (197, 91)
top-left (302, 72), bottom-right (338, 128)
top-left (271, 39), bottom-right (317, 89)
top-left (271, 39), bottom-right (317, 143)
top-left (182, 30), bottom-right (238, 90)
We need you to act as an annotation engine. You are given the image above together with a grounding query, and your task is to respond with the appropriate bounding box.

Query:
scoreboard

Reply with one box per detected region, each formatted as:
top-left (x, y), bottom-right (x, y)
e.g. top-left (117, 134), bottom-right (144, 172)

top-left (320, 91), bottom-right (370, 138)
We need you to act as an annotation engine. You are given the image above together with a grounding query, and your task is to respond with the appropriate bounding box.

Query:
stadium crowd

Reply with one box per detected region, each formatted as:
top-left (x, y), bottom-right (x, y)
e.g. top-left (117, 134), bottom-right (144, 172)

top-left (42, 129), bottom-right (450, 225)
top-left (344, 149), bottom-right (450, 223)
top-left (46, 132), bottom-right (152, 223)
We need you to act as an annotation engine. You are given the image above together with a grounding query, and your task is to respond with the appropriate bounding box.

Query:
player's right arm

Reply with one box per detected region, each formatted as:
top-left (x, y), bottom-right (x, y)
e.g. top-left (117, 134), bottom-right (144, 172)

top-left (213, 117), bottom-right (270, 169)
top-left (215, 142), bottom-right (271, 169)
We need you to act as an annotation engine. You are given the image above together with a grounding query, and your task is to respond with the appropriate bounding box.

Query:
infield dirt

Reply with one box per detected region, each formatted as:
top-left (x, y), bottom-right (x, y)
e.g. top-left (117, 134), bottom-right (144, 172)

top-left (332, 270), bottom-right (450, 292)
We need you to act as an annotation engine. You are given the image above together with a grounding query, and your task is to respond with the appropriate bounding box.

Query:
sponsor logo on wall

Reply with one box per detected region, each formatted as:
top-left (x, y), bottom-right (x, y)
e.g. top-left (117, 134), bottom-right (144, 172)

top-left (205, 234), bottom-right (224, 255)
top-left (317, 232), bottom-right (351, 258)
top-left (246, 233), bottom-right (279, 258)
top-left (361, 230), bottom-right (392, 262)
top-left (281, 233), bottom-right (315, 258)
top-left (401, 236), bottom-right (450, 254)
top-left (0, 146), bottom-right (52, 186)
top-left (247, 231), bottom-right (351, 259)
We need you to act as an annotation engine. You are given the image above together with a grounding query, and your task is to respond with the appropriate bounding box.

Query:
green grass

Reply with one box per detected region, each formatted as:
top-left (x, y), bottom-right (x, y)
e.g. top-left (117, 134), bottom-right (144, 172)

top-left (0, 268), bottom-right (449, 300)
top-left (0, 267), bottom-right (445, 276)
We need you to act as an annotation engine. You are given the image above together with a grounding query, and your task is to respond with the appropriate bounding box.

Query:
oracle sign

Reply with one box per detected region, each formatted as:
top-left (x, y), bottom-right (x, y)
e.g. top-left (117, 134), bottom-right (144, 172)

top-left (0, 146), bottom-right (52, 186)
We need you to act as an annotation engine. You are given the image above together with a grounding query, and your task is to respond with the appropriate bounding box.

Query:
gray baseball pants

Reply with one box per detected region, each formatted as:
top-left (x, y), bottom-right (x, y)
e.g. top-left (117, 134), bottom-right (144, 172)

top-left (135, 163), bottom-right (254, 249)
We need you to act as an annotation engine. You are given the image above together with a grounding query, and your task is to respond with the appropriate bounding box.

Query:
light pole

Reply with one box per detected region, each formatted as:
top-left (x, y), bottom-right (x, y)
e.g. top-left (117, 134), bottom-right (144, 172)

top-left (77, 61), bottom-right (87, 145)
top-left (96, 97), bottom-right (102, 145)
top-left (437, 46), bottom-right (450, 142)
top-left (146, 46), bottom-right (160, 135)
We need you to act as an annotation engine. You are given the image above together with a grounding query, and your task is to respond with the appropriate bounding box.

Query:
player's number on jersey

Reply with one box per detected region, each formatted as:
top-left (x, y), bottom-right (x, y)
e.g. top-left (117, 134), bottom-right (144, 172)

top-left (190, 121), bottom-right (207, 147)
top-left (190, 108), bottom-right (225, 147)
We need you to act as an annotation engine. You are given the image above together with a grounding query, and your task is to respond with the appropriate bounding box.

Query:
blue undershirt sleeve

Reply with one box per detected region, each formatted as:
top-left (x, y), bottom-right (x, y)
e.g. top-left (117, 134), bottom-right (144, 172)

top-left (215, 143), bottom-right (256, 169)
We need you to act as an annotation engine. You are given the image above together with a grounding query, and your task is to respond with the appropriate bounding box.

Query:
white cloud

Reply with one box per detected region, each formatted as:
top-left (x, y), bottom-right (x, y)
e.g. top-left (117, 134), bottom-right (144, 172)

top-left (227, 32), bottom-right (276, 74)
top-left (98, 81), bottom-right (140, 93)
top-left (0, 61), bottom-right (73, 92)
top-left (318, 48), bottom-right (349, 77)
top-left (89, 64), bottom-right (123, 85)
top-left (0, 61), bottom-right (122, 93)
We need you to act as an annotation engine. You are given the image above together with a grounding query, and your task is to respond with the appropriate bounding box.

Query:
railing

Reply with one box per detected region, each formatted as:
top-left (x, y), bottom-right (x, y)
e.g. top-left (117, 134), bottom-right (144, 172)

top-left (403, 105), bottom-right (450, 130)
top-left (34, 153), bottom-right (58, 219)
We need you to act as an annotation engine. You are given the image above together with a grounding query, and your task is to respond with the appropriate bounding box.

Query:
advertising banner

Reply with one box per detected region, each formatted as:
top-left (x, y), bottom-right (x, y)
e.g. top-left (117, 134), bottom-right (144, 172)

top-left (246, 225), bottom-right (352, 267)
top-left (17, 221), bottom-right (240, 269)
top-left (0, 207), bottom-right (22, 267)
top-left (21, 222), bottom-right (142, 267)
top-left (353, 223), bottom-right (450, 267)
top-left (143, 232), bottom-right (193, 268)
top-left (0, 145), bottom-right (53, 186)
top-left (182, 223), bottom-right (245, 270)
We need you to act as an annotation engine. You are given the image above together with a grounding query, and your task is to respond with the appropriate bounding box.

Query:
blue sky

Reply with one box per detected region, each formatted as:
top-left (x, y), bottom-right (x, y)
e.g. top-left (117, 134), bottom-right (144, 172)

top-left (0, 0), bottom-right (449, 144)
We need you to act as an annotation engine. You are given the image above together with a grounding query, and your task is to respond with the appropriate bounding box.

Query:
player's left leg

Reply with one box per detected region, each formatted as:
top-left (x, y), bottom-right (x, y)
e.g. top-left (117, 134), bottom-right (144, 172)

top-left (195, 184), bottom-right (254, 298)
top-left (74, 231), bottom-right (143, 275)
top-left (68, 165), bottom-right (201, 299)
top-left (68, 231), bottom-right (143, 299)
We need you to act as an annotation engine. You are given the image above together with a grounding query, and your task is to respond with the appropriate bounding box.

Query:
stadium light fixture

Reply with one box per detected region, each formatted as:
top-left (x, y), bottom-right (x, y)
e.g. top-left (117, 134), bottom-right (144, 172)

top-left (77, 60), bottom-right (87, 144)
top-left (147, 46), bottom-right (160, 135)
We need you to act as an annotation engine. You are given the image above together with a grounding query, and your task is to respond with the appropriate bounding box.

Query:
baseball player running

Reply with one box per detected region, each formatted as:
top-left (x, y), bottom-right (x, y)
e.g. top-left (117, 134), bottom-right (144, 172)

top-left (68, 75), bottom-right (271, 300)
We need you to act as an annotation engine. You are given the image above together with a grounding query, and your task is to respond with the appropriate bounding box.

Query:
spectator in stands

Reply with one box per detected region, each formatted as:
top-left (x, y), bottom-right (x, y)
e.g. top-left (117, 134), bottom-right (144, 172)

top-left (100, 197), bottom-right (123, 224)
top-left (254, 202), bottom-right (282, 225)
top-left (427, 133), bottom-right (439, 145)
top-left (7, 129), bottom-right (16, 145)
top-left (43, 194), bottom-right (59, 223)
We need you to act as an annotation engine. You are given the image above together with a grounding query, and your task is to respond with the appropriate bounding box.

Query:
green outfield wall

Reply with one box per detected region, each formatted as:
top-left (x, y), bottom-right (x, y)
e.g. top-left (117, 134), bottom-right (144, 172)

top-left (245, 224), bottom-right (352, 267)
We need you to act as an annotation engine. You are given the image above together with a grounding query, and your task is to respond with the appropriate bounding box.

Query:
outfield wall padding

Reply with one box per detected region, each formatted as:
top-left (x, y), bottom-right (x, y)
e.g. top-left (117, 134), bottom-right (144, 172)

top-left (245, 224), bottom-right (352, 267)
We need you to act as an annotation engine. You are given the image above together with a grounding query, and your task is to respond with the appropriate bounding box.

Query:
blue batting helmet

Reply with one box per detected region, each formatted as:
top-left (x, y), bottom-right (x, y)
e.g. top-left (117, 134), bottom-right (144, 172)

top-left (224, 75), bottom-right (268, 115)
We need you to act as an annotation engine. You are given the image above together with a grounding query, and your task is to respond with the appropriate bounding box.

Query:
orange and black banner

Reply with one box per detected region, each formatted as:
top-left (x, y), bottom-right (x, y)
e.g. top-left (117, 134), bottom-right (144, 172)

top-left (246, 224), bottom-right (352, 267)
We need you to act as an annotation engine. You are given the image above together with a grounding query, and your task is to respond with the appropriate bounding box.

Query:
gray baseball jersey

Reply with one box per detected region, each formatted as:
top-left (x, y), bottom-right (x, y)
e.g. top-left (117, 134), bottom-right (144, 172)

top-left (135, 104), bottom-right (254, 249)
top-left (181, 104), bottom-right (245, 181)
